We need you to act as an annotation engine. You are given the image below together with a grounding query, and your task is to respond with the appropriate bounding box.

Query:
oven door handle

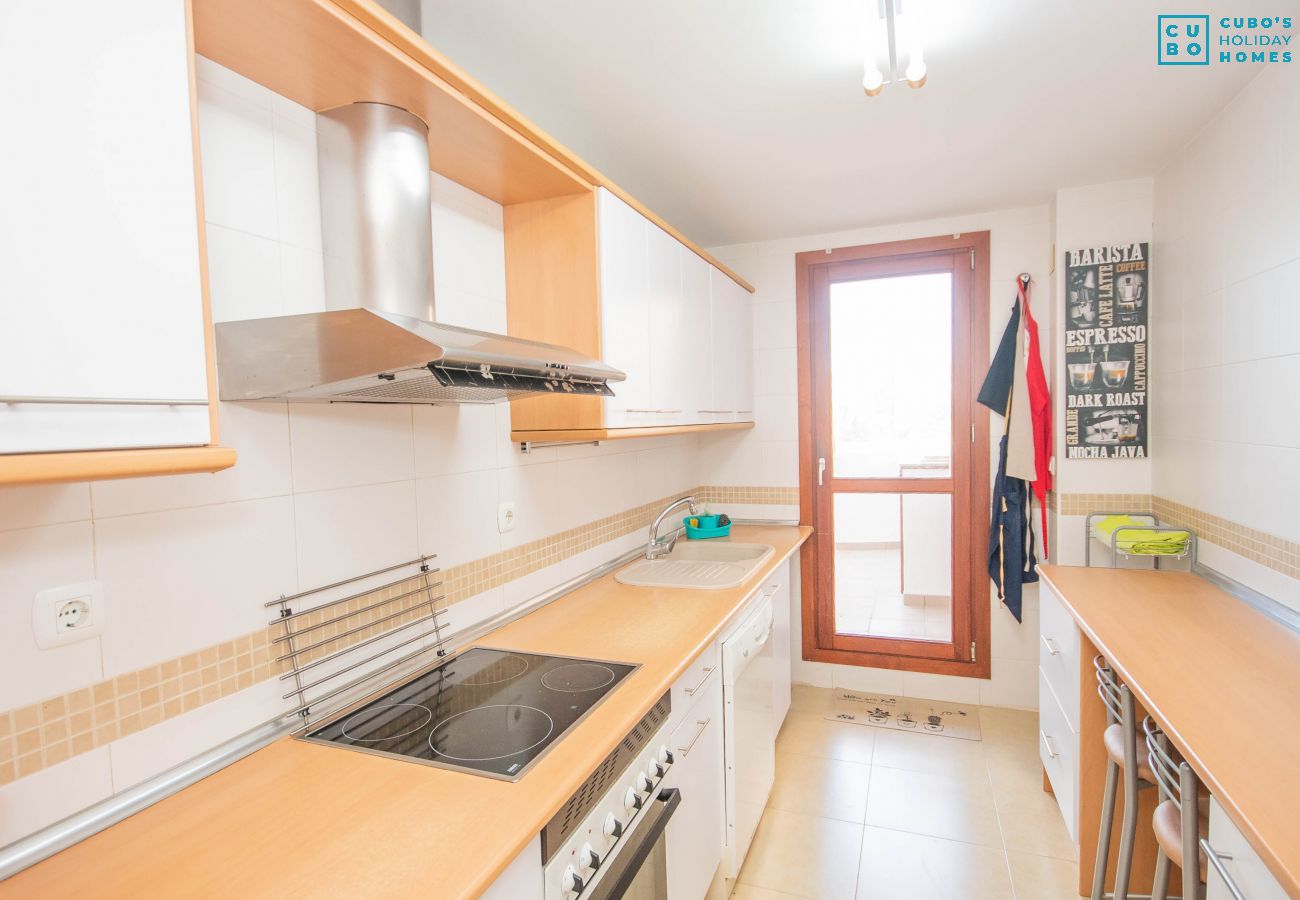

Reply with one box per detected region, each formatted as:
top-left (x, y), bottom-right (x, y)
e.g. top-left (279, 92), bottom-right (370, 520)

top-left (588, 788), bottom-right (682, 900)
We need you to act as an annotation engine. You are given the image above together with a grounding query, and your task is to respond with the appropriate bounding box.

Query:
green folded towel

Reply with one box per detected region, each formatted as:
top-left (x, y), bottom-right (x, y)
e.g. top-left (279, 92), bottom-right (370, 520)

top-left (1094, 515), bottom-right (1190, 555)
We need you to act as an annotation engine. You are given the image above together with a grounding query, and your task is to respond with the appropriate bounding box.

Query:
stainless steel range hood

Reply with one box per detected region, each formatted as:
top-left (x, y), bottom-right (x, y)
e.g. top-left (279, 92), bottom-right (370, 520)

top-left (215, 102), bottom-right (622, 404)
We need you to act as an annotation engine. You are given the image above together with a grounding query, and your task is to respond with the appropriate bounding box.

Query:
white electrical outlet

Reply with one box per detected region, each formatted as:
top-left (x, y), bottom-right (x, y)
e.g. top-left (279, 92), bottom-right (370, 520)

top-left (33, 581), bottom-right (105, 649)
top-left (498, 501), bottom-right (517, 534)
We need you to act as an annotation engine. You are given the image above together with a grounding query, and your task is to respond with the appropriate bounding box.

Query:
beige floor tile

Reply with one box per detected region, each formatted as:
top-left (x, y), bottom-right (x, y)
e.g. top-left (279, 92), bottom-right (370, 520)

top-left (767, 751), bottom-right (871, 823)
top-left (991, 777), bottom-right (1079, 862)
top-left (775, 712), bottom-right (875, 765)
top-left (729, 884), bottom-right (809, 899)
top-left (856, 826), bottom-right (1014, 900)
top-left (1006, 849), bottom-right (1086, 899)
top-left (979, 707), bottom-right (1038, 748)
top-left (789, 684), bottom-right (835, 715)
top-left (737, 808), bottom-right (864, 900)
top-left (864, 765), bottom-right (1003, 848)
top-left (872, 727), bottom-right (989, 779)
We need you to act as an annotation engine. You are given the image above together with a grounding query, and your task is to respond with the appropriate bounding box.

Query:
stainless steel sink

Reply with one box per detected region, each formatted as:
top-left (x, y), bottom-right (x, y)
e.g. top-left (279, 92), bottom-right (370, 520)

top-left (615, 542), bottom-right (775, 590)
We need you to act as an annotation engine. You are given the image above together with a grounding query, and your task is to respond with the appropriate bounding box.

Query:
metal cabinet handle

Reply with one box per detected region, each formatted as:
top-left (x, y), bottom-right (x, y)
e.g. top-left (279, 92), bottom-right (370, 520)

top-left (682, 666), bottom-right (715, 696)
top-left (1199, 839), bottom-right (1246, 900)
top-left (1040, 730), bottom-right (1060, 759)
top-left (677, 718), bottom-right (711, 756)
top-left (628, 408), bottom-right (682, 413)
top-left (1040, 634), bottom-right (1061, 656)
top-left (696, 409), bottom-right (731, 413)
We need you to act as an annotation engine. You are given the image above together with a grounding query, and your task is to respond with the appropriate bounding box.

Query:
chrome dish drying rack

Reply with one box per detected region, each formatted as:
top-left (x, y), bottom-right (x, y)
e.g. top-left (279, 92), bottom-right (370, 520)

top-left (266, 553), bottom-right (449, 730)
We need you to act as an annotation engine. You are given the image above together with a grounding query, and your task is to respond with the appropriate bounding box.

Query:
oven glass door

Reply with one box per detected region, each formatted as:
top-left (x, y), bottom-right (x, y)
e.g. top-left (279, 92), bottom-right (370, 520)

top-left (590, 788), bottom-right (681, 900)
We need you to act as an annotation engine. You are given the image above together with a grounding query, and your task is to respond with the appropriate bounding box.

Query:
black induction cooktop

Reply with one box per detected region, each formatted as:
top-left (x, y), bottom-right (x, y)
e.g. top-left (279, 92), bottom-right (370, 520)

top-left (303, 647), bottom-right (636, 781)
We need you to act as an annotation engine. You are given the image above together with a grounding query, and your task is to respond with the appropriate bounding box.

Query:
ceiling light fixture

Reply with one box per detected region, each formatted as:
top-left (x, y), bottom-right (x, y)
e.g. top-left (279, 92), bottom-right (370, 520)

top-left (863, 0), bottom-right (927, 96)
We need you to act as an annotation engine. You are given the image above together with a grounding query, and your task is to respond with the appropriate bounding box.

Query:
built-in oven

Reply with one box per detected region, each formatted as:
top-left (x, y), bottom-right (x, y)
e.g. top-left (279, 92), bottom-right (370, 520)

top-left (541, 693), bottom-right (680, 900)
top-left (585, 788), bottom-right (681, 900)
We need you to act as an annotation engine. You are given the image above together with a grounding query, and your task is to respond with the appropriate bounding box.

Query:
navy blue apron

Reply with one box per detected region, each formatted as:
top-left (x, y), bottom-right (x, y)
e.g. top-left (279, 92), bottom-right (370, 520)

top-left (988, 435), bottom-right (1038, 622)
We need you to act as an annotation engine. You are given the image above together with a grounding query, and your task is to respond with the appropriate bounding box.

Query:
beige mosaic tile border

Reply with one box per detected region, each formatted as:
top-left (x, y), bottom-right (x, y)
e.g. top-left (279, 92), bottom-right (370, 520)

top-left (1053, 492), bottom-right (1300, 578)
top-left (1054, 493), bottom-right (1153, 517)
top-left (0, 483), bottom-right (738, 787)
top-left (697, 485), bottom-right (800, 506)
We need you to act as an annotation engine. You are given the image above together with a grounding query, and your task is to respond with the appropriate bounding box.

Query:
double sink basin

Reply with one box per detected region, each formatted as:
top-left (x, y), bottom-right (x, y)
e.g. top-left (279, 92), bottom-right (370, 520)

top-left (615, 541), bottom-right (774, 590)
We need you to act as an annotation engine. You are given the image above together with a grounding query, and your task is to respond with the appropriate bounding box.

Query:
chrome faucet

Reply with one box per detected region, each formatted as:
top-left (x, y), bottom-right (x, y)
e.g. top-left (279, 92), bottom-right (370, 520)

top-left (646, 495), bottom-right (699, 560)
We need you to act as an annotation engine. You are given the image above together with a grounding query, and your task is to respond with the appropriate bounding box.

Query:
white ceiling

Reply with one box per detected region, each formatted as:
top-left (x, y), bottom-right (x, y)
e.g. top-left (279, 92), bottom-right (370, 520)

top-left (418, 0), bottom-right (1265, 247)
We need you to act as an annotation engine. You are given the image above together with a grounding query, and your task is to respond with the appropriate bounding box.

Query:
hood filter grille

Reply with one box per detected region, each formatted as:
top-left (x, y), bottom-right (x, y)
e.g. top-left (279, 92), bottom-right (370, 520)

top-left (336, 363), bottom-right (616, 404)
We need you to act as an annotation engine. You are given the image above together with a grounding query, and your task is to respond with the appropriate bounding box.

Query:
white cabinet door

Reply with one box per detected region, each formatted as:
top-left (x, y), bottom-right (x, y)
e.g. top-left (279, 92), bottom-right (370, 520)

top-left (680, 248), bottom-right (713, 426)
top-left (597, 189), bottom-right (652, 429)
top-left (0, 0), bottom-right (211, 453)
top-left (1206, 797), bottom-right (1290, 900)
top-left (706, 268), bottom-right (737, 423)
top-left (666, 676), bottom-right (725, 900)
top-left (767, 562), bottom-right (792, 732)
top-left (647, 223), bottom-right (689, 427)
top-left (734, 285), bottom-right (754, 422)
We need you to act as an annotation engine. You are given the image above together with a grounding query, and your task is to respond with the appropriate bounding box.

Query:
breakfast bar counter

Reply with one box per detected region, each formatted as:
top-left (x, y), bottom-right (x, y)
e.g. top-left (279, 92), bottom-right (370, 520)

top-left (1038, 565), bottom-right (1300, 898)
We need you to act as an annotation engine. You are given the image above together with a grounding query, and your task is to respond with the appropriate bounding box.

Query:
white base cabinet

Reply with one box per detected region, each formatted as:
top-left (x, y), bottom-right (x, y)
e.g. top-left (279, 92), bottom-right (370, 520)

top-left (766, 562), bottom-right (792, 733)
top-left (666, 674), bottom-right (725, 900)
top-left (1038, 582), bottom-right (1081, 843)
top-left (1206, 797), bottom-right (1289, 900)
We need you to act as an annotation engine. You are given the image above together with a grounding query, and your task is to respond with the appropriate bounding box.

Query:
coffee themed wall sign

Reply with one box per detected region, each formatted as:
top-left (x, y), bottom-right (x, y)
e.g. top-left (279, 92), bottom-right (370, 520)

top-left (1064, 243), bottom-right (1149, 459)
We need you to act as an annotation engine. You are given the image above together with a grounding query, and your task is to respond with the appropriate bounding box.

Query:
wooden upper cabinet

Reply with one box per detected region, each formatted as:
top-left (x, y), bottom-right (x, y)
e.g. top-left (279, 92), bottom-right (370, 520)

top-left (0, 0), bottom-right (234, 485)
top-left (506, 188), bottom-right (755, 443)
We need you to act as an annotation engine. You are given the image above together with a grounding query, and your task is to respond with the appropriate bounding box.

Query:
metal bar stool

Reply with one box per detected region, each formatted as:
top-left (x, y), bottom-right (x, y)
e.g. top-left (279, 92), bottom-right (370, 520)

top-left (1092, 657), bottom-right (1155, 900)
top-left (1144, 716), bottom-right (1209, 900)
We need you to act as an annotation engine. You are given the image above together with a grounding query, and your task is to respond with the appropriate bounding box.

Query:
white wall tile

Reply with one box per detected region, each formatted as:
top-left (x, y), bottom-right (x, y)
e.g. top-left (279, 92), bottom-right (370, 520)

top-left (901, 670), bottom-right (982, 705)
top-left (416, 470), bottom-right (501, 568)
top-left (497, 461), bottom-right (563, 549)
top-left (195, 80), bottom-right (277, 239)
top-left (205, 223), bottom-right (282, 323)
top-left (279, 244), bottom-right (326, 315)
top-left (978, 657), bottom-right (1038, 710)
top-left (91, 402), bottom-right (292, 518)
top-left (108, 679), bottom-right (285, 792)
top-left (96, 498), bottom-right (297, 676)
top-left (0, 483), bottom-right (91, 532)
top-left (294, 481), bottom-right (419, 589)
top-left (288, 404), bottom-right (414, 493)
top-left (413, 403), bottom-right (500, 478)
top-left (0, 748), bottom-right (114, 846)
top-left (271, 114), bottom-right (322, 251)
top-left (0, 523), bottom-right (100, 709)
top-left (831, 665), bottom-right (904, 695)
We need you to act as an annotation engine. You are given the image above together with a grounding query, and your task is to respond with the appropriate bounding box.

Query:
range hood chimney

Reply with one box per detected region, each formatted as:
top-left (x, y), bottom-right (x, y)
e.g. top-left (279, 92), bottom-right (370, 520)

top-left (214, 102), bottom-right (622, 404)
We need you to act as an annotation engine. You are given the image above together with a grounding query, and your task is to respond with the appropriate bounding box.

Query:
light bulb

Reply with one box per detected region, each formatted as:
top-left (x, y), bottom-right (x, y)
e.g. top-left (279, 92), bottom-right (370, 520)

top-left (863, 65), bottom-right (885, 95)
top-left (905, 55), bottom-right (927, 88)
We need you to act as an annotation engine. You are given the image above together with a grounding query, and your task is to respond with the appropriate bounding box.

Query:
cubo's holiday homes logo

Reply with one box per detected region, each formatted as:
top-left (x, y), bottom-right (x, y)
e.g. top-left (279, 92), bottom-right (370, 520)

top-left (1158, 14), bottom-right (1294, 65)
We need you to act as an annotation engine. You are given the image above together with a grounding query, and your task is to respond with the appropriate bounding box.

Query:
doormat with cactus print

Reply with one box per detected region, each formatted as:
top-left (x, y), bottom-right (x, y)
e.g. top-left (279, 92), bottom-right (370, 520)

top-left (824, 690), bottom-right (982, 741)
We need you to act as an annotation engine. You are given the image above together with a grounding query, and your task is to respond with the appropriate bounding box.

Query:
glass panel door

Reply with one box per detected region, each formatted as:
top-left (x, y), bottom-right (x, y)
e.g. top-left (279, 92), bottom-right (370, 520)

top-left (807, 246), bottom-right (980, 669)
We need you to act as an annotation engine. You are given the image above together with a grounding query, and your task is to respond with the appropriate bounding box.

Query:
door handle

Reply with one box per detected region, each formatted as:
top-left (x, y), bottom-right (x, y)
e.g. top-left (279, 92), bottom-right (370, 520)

top-left (818, 457), bottom-right (826, 486)
top-left (677, 719), bottom-right (711, 756)
top-left (682, 666), bottom-right (715, 696)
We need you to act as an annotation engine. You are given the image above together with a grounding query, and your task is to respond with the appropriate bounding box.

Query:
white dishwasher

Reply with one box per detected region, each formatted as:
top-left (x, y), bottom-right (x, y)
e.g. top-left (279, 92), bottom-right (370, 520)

top-left (721, 590), bottom-right (777, 879)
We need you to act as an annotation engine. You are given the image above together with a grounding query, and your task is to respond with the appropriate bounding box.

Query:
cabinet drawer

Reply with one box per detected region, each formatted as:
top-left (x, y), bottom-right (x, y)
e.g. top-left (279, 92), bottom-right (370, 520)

top-left (1038, 669), bottom-right (1079, 843)
top-left (666, 677), bottom-right (725, 900)
top-left (669, 640), bottom-right (720, 733)
top-left (1039, 582), bottom-right (1082, 733)
top-left (1206, 797), bottom-right (1290, 900)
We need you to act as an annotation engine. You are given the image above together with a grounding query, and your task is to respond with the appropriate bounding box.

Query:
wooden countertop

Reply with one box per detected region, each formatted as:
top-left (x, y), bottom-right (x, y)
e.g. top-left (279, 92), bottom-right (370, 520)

top-left (2, 525), bottom-right (811, 899)
top-left (1038, 565), bottom-right (1300, 897)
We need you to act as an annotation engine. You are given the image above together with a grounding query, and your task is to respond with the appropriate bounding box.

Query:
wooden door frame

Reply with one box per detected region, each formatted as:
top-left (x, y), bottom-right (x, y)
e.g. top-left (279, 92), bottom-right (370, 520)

top-left (796, 232), bottom-right (992, 678)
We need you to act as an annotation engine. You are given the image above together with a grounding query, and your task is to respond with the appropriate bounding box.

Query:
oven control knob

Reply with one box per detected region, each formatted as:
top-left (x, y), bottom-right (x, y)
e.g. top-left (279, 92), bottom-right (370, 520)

top-left (635, 773), bottom-right (653, 793)
top-left (579, 843), bottom-right (601, 871)
top-left (656, 745), bottom-right (673, 766)
top-left (624, 787), bottom-right (643, 811)
top-left (561, 865), bottom-right (585, 896)
top-left (647, 759), bottom-right (665, 780)
top-left (603, 813), bottom-right (625, 839)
